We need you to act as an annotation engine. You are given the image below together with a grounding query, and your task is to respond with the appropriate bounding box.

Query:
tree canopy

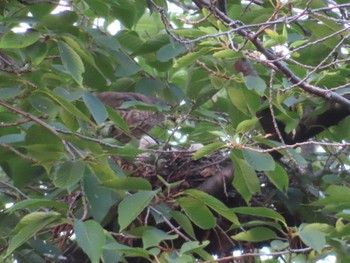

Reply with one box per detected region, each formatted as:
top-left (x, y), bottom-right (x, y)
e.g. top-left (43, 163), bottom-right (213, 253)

top-left (1, 0), bottom-right (350, 262)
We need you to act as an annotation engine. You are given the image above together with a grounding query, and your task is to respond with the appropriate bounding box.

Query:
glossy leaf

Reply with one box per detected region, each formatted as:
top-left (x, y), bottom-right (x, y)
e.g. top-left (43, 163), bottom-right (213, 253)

top-left (183, 189), bottom-right (239, 225)
top-left (243, 149), bottom-right (275, 171)
top-left (6, 212), bottom-right (62, 257)
top-left (29, 93), bottom-right (58, 118)
top-left (170, 211), bottom-right (196, 240)
top-left (180, 241), bottom-right (210, 254)
top-left (58, 40), bottom-right (85, 86)
top-left (156, 42), bottom-right (186, 62)
top-left (142, 229), bottom-right (177, 249)
top-left (74, 220), bottom-right (106, 263)
top-left (177, 197), bottom-right (216, 230)
top-left (231, 151), bottom-right (260, 203)
top-left (192, 141), bottom-right (225, 160)
top-left (83, 92), bottom-right (108, 125)
top-left (0, 87), bottom-right (23, 99)
top-left (0, 30), bottom-right (40, 48)
top-left (54, 160), bottom-right (86, 189)
top-left (265, 163), bottom-right (289, 192)
top-left (7, 199), bottom-right (68, 213)
top-left (118, 191), bottom-right (156, 230)
top-left (100, 177), bottom-right (152, 191)
top-left (232, 227), bottom-right (277, 242)
top-left (298, 228), bottom-right (326, 253)
top-left (232, 207), bottom-right (286, 225)
top-left (244, 76), bottom-right (267, 96)
top-left (84, 173), bottom-right (118, 223)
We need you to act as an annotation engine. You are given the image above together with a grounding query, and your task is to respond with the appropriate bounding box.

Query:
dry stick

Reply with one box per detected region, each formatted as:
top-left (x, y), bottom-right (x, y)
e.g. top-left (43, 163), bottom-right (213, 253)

top-left (0, 100), bottom-right (76, 159)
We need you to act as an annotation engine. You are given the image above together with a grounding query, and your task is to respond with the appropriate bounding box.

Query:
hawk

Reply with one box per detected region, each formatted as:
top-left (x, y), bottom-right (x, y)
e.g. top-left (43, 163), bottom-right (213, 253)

top-left (95, 92), bottom-right (165, 142)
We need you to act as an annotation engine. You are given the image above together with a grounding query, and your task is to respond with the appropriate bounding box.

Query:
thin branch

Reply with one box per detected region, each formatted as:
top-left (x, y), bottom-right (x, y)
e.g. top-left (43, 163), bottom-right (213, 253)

top-left (199, 246), bottom-right (327, 263)
top-left (268, 70), bottom-right (285, 144)
top-left (0, 180), bottom-right (29, 199)
top-left (150, 206), bottom-right (191, 242)
top-left (0, 142), bottom-right (39, 163)
top-left (233, 140), bottom-right (350, 153)
top-left (0, 100), bottom-right (76, 159)
top-left (190, 1), bottom-right (350, 108)
top-left (0, 119), bottom-right (32, 127)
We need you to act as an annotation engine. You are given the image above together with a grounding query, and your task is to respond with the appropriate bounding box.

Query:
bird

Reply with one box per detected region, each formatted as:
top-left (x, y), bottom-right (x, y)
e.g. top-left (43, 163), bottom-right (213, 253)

top-left (95, 92), bottom-right (165, 142)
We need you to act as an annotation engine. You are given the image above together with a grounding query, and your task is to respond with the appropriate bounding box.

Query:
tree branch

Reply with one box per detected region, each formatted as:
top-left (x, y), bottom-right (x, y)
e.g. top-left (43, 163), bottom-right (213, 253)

top-left (192, 0), bottom-right (350, 108)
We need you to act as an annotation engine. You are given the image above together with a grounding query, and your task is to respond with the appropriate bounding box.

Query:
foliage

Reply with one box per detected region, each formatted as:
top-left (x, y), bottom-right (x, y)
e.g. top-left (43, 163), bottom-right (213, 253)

top-left (1, 0), bottom-right (350, 262)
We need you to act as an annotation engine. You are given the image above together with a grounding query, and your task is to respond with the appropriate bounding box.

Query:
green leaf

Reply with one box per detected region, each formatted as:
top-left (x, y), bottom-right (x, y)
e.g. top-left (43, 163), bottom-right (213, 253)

top-left (232, 207), bottom-right (286, 225)
top-left (6, 199), bottom-right (68, 213)
top-left (265, 163), bottom-right (289, 192)
top-left (298, 228), bottom-right (326, 253)
top-left (180, 241), bottom-right (210, 254)
top-left (86, 27), bottom-right (120, 51)
top-left (133, 34), bottom-right (170, 56)
top-left (83, 92), bottom-right (108, 125)
top-left (101, 177), bottom-right (152, 191)
top-left (312, 185), bottom-right (350, 206)
top-left (156, 42), bottom-right (186, 62)
top-left (232, 227), bottom-right (277, 242)
top-left (58, 40), bottom-right (85, 86)
top-left (118, 191), bottom-right (156, 230)
top-left (104, 242), bottom-right (150, 259)
top-left (192, 141), bottom-right (225, 160)
top-left (0, 87), bottom-right (23, 99)
top-left (183, 189), bottom-right (239, 225)
top-left (116, 30), bottom-right (143, 52)
top-left (29, 93), bottom-right (58, 118)
top-left (106, 105), bottom-right (130, 134)
top-left (89, 162), bottom-right (117, 181)
top-left (170, 211), bottom-right (196, 240)
top-left (84, 173), bottom-right (118, 223)
top-left (142, 229), bottom-right (177, 249)
top-left (271, 240), bottom-right (289, 250)
top-left (177, 197), bottom-right (216, 230)
top-left (0, 134), bottom-right (25, 144)
top-left (114, 51), bottom-right (141, 77)
top-left (54, 160), bottom-right (86, 189)
top-left (26, 41), bottom-right (48, 65)
top-left (38, 90), bottom-right (92, 124)
top-left (171, 28), bottom-right (206, 38)
top-left (231, 151), bottom-right (260, 203)
top-left (175, 48), bottom-right (213, 68)
top-left (5, 212), bottom-right (62, 257)
top-left (227, 87), bottom-right (249, 115)
top-left (27, 2), bottom-right (57, 19)
top-left (243, 149), bottom-right (275, 171)
top-left (213, 49), bottom-right (242, 59)
top-left (244, 76), bottom-right (267, 96)
top-left (236, 118), bottom-right (258, 134)
top-left (135, 77), bottom-right (166, 96)
top-left (74, 220), bottom-right (106, 263)
top-left (325, 185), bottom-right (350, 200)
top-left (0, 30), bottom-right (41, 49)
